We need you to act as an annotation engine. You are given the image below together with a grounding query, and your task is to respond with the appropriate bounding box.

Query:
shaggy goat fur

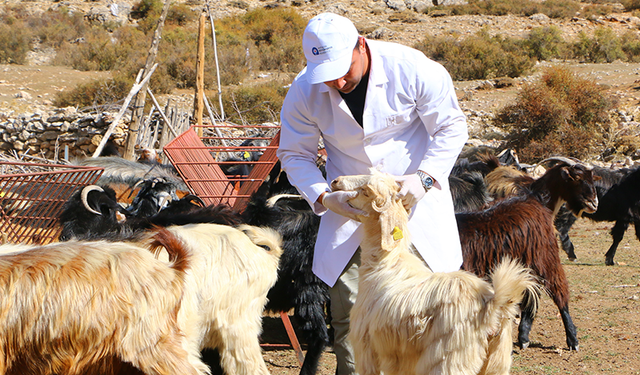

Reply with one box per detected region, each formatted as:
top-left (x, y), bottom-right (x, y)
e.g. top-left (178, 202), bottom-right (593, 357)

top-left (144, 223), bottom-right (284, 375)
top-left (332, 170), bottom-right (538, 375)
top-left (0, 234), bottom-right (206, 375)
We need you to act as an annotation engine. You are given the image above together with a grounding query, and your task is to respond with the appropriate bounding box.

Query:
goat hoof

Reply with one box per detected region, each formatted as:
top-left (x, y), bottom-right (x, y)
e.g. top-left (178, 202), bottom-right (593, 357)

top-left (518, 341), bottom-right (530, 349)
top-left (569, 344), bottom-right (579, 352)
top-left (605, 259), bottom-right (615, 266)
top-left (568, 257), bottom-right (577, 262)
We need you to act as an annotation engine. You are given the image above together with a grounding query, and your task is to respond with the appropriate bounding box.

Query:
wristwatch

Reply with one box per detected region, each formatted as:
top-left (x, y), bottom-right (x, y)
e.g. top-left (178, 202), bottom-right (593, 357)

top-left (416, 170), bottom-right (434, 191)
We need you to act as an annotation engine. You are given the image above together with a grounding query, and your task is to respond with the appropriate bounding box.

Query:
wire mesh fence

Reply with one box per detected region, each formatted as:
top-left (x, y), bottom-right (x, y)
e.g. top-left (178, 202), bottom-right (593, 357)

top-left (0, 162), bottom-right (103, 245)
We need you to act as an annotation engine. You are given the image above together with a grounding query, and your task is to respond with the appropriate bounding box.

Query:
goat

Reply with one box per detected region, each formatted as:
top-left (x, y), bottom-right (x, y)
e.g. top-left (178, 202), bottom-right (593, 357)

top-left (485, 157), bottom-right (599, 218)
top-left (0, 232), bottom-right (207, 375)
top-left (242, 162), bottom-right (330, 375)
top-left (555, 165), bottom-right (640, 265)
top-left (58, 185), bottom-right (241, 242)
top-left (143, 223), bottom-right (284, 375)
top-left (331, 169), bottom-right (538, 375)
top-left (74, 156), bottom-right (189, 206)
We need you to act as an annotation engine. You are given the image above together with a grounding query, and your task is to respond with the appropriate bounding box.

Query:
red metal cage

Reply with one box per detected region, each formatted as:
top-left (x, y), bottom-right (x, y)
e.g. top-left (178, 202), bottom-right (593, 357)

top-left (163, 123), bottom-right (280, 212)
top-left (0, 162), bottom-right (103, 245)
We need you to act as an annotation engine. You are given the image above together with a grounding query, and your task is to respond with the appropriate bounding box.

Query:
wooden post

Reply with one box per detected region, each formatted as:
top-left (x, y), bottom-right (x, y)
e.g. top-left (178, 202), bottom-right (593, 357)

top-left (194, 10), bottom-right (207, 137)
top-left (122, 0), bottom-right (172, 161)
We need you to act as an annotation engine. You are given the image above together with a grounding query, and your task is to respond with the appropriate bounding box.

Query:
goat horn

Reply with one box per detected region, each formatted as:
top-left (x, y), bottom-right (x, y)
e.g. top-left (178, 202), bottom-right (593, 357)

top-left (539, 156), bottom-right (593, 170)
top-left (81, 185), bottom-right (104, 216)
top-left (266, 194), bottom-right (304, 207)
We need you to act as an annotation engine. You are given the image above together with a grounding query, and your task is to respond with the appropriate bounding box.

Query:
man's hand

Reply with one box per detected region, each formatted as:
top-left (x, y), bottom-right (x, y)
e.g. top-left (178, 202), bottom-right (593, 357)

top-left (321, 191), bottom-right (366, 220)
top-left (395, 174), bottom-right (426, 209)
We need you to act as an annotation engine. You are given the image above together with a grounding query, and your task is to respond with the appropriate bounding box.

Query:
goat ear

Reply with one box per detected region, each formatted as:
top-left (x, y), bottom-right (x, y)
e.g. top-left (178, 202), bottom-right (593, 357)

top-left (379, 208), bottom-right (395, 251)
top-left (378, 194), bottom-right (405, 251)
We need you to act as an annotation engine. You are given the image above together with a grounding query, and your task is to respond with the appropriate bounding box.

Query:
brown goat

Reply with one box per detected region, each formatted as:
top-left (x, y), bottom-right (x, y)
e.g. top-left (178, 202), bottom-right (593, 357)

top-left (0, 233), bottom-right (207, 375)
top-left (463, 160), bottom-right (598, 351)
top-left (457, 197), bottom-right (576, 350)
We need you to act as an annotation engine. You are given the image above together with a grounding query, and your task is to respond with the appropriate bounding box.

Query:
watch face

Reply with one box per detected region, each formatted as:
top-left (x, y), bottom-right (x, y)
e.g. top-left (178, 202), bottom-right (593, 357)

top-left (423, 176), bottom-right (434, 188)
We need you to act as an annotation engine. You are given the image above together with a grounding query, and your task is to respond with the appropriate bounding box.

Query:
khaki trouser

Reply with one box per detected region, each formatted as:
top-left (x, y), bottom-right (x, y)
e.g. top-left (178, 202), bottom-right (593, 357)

top-left (329, 249), bottom-right (360, 375)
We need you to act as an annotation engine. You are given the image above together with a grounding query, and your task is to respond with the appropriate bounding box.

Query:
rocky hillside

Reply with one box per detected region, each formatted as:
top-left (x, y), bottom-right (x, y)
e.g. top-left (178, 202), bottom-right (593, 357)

top-left (2, 0), bottom-right (640, 164)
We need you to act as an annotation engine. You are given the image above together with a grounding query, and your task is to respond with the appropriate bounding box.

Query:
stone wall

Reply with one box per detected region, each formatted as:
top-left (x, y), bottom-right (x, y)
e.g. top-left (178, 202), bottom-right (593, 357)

top-left (0, 107), bottom-right (127, 159)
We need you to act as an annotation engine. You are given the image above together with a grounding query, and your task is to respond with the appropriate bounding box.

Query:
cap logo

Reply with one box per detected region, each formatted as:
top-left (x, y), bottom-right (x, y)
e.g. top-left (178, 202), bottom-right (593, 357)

top-left (311, 45), bottom-right (332, 56)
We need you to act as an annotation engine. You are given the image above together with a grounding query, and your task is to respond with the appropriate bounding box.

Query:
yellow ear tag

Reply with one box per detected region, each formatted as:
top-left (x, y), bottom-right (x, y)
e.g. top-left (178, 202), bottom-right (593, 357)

top-left (392, 226), bottom-right (403, 241)
top-left (243, 151), bottom-right (251, 159)
top-left (0, 191), bottom-right (4, 198)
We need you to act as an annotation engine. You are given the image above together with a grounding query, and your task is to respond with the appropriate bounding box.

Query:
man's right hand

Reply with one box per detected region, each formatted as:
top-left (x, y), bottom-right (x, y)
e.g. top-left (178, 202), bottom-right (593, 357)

top-left (321, 191), bottom-right (367, 220)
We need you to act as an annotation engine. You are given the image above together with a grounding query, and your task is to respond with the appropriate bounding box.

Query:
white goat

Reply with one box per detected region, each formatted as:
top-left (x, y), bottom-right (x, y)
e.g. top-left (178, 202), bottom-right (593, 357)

top-left (332, 170), bottom-right (539, 375)
top-left (0, 236), bottom-right (204, 375)
top-left (144, 223), bottom-right (283, 375)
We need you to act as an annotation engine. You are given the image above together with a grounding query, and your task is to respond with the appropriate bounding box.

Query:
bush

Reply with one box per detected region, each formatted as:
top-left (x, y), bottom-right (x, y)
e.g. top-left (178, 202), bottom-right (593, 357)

top-left (449, 0), bottom-right (580, 18)
top-left (414, 29), bottom-right (534, 80)
top-left (573, 27), bottom-right (626, 63)
top-left (214, 8), bottom-right (307, 84)
top-left (53, 75), bottom-right (132, 109)
top-left (495, 66), bottom-right (616, 163)
top-left (219, 77), bottom-right (293, 124)
top-left (0, 22), bottom-right (31, 64)
top-left (525, 26), bottom-right (567, 60)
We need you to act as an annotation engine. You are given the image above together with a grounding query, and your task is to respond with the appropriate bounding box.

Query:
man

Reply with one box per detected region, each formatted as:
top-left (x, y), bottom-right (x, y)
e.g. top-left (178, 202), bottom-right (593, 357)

top-left (277, 12), bottom-right (468, 374)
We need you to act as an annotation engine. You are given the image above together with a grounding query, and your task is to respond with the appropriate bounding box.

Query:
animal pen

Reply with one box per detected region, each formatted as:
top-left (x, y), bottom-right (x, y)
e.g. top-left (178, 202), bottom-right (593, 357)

top-left (0, 161), bottom-right (103, 245)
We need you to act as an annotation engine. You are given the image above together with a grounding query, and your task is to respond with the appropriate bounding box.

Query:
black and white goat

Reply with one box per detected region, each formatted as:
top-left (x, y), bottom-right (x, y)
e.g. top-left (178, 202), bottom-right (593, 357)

top-left (555, 165), bottom-right (640, 265)
top-left (457, 159), bottom-right (599, 351)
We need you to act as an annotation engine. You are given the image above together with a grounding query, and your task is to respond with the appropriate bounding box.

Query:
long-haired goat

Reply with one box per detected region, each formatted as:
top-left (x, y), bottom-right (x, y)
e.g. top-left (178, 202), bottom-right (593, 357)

top-left (0, 232), bottom-right (207, 375)
top-left (332, 169), bottom-right (538, 375)
top-left (555, 165), bottom-right (640, 264)
top-left (144, 223), bottom-right (283, 375)
top-left (457, 159), bottom-right (599, 352)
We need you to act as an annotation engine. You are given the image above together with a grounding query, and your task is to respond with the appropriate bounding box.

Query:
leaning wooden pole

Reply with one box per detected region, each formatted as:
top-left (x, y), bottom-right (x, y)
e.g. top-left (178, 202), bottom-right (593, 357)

top-left (93, 64), bottom-right (158, 158)
top-left (123, 0), bottom-right (172, 160)
top-left (193, 10), bottom-right (207, 137)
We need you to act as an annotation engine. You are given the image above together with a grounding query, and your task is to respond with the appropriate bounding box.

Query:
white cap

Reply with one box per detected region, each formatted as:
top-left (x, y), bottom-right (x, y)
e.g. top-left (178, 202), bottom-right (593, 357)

top-left (302, 13), bottom-right (359, 84)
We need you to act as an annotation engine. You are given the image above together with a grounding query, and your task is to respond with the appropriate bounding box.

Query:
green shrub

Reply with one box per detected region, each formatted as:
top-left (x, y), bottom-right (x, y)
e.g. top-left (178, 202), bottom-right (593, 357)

top-left (415, 30), bottom-right (534, 80)
top-left (621, 0), bottom-right (640, 11)
top-left (53, 76), bottom-right (131, 109)
top-left (495, 66), bottom-right (616, 163)
top-left (573, 27), bottom-right (626, 63)
top-left (449, 0), bottom-right (579, 18)
top-left (620, 31), bottom-right (640, 62)
top-left (0, 21), bottom-right (31, 64)
top-left (214, 8), bottom-right (307, 84)
top-left (167, 3), bottom-right (196, 26)
top-left (525, 26), bottom-right (567, 60)
top-left (219, 77), bottom-right (293, 124)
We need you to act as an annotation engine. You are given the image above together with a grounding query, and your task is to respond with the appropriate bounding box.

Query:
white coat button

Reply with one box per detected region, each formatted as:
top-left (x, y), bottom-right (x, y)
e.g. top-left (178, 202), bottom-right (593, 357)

top-left (364, 138), bottom-right (371, 145)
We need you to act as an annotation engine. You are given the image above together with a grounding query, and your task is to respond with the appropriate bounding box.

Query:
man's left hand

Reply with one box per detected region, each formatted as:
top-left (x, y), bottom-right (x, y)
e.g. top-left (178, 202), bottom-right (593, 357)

top-left (395, 174), bottom-right (426, 209)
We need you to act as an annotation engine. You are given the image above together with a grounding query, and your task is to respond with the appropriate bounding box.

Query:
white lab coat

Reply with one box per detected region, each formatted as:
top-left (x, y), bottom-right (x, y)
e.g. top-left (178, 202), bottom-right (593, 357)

top-left (277, 40), bottom-right (468, 287)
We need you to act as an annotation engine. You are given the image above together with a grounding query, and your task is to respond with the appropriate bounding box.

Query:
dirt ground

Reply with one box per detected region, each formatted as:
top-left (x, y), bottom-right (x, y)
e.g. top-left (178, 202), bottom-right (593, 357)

top-left (262, 217), bottom-right (640, 375)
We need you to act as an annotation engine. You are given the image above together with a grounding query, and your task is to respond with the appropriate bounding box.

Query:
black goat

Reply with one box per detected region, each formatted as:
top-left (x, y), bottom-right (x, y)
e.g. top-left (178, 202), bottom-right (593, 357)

top-left (58, 185), bottom-right (241, 242)
top-left (555, 165), bottom-right (640, 265)
top-left (458, 161), bottom-right (599, 351)
top-left (58, 185), bottom-right (128, 241)
top-left (241, 162), bottom-right (330, 375)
